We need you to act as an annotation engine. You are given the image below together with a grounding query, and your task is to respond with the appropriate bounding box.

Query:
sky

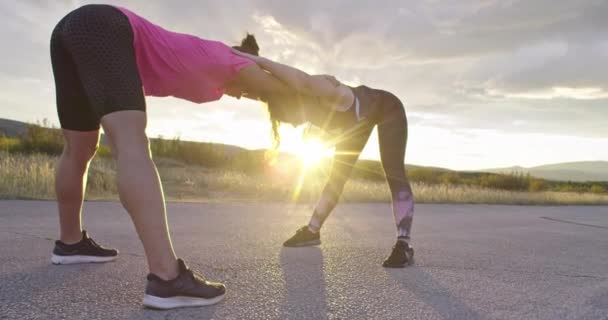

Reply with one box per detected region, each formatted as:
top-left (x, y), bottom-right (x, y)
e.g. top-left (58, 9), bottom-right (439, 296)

top-left (0, 0), bottom-right (606, 170)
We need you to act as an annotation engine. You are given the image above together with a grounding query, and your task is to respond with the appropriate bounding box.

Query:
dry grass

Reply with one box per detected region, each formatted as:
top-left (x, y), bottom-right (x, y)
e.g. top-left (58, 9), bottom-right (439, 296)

top-left (1, 152), bottom-right (607, 205)
top-left (0, 153), bottom-right (56, 199)
top-left (0, 152), bottom-right (116, 200)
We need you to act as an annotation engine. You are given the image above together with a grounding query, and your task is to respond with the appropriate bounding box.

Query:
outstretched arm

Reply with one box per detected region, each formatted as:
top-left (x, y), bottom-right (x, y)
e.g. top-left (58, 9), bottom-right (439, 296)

top-left (232, 63), bottom-right (293, 99)
top-left (232, 49), bottom-right (342, 98)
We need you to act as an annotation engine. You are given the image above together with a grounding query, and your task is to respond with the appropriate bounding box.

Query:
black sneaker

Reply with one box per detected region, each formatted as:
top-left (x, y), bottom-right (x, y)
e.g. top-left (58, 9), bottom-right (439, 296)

top-left (143, 259), bottom-right (226, 309)
top-left (283, 226), bottom-right (321, 247)
top-left (382, 240), bottom-right (414, 268)
top-left (51, 230), bottom-right (118, 265)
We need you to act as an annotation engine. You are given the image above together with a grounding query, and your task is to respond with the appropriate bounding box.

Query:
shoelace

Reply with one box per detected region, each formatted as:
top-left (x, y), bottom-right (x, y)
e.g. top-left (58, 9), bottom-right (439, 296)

top-left (184, 266), bottom-right (207, 282)
top-left (86, 237), bottom-right (102, 250)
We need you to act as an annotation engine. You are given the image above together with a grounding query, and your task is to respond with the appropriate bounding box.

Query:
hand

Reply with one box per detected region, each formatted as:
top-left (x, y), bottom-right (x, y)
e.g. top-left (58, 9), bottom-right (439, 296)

top-left (231, 48), bottom-right (262, 63)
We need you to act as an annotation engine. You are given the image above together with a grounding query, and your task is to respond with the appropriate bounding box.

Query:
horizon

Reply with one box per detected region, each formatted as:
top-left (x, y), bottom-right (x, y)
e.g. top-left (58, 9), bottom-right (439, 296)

top-left (1, 1), bottom-right (607, 170)
top-left (2, 116), bottom-right (607, 173)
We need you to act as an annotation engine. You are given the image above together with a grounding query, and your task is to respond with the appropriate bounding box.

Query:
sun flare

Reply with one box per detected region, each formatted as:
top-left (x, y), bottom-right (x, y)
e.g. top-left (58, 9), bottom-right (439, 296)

top-left (296, 139), bottom-right (333, 169)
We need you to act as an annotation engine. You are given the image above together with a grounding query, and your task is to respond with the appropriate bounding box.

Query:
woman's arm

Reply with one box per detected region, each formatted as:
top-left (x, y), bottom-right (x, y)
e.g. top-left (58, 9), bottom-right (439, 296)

top-left (232, 63), bottom-right (293, 98)
top-left (232, 50), bottom-right (342, 98)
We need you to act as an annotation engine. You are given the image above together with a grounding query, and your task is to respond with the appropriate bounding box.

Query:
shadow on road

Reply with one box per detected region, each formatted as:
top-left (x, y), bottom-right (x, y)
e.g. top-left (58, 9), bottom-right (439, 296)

top-left (279, 246), bottom-right (328, 319)
top-left (386, 266), bottom-right (486, 320)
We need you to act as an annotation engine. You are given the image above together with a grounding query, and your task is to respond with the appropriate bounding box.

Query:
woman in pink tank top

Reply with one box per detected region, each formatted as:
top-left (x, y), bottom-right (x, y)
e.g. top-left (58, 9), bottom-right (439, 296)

top-left (49, 4), bottom-right (347, 310)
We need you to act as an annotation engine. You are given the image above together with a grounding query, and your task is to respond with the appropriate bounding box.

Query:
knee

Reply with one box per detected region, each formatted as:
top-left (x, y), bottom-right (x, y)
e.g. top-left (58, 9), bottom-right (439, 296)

top-left (63, 142), bottom-right (98, 164)
top-left (109, 133), bottom-right (151, 160)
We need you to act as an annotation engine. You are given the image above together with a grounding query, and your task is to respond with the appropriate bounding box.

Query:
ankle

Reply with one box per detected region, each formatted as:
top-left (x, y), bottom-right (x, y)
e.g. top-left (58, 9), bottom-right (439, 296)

top-left (397, 237), bottom-right (409, 244)
top-left (307, 225), bottom-right (320, 234)
top-left (60, 231), bottom-right (83, 245)
top-left (150, 259), bottom-right (180, 281)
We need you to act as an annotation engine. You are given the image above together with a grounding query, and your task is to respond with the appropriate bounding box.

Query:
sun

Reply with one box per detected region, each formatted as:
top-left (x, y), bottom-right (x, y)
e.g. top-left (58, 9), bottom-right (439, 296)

top-left (296, 139), bottom-right (333, 169)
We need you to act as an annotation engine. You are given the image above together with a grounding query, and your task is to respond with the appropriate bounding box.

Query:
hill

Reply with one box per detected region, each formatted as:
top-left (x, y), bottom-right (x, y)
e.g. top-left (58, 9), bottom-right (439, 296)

top-left (482, 161), bottom-right (608, 182)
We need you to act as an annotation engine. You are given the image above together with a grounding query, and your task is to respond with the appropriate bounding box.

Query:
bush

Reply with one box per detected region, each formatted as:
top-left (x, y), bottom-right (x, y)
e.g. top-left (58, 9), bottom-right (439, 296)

top-left (0, 136), bottom-right (21, 153)
top-left (97, 144), bottom-right (112, 157)
top-left (479, 172), bottom-right (529, 191)
top-left (528, 179), bottom-right (546, 192)
top-left (150, 137), bottom-right (228, 168)
top-left (555, 183), bottom-right (579, 193)
top-left (441, 172), bottom-right (461, 185)
top-left (409, 168), bottom-right (440, 184)
top-left (19, 121), bottom-right (64, 155)
top-left (590, 184), bottom-right (606, 194)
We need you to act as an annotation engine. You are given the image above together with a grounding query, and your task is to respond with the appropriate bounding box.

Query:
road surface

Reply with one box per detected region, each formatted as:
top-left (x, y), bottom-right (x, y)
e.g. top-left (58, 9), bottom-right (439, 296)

top-left (1, 200), bottom-right (607, 319)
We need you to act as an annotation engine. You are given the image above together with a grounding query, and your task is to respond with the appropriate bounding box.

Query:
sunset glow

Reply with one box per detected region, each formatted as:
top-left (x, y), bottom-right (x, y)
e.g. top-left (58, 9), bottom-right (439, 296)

top-left (296, 139), bottom-right (334, 169)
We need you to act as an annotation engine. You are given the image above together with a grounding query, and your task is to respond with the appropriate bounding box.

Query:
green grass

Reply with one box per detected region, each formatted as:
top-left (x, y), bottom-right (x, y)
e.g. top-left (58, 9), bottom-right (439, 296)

top-left (2, 152), bottom-right (607, 205)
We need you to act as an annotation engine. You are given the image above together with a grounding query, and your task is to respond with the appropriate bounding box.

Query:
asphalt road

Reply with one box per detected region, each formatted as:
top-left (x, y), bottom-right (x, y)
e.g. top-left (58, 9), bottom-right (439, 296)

top-left (1, 200), bottom-right (607, 320)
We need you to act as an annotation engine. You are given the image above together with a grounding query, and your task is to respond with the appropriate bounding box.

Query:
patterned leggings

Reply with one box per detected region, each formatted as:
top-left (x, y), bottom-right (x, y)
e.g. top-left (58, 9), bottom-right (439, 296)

top-left (308, 89), bottom-right (414, 240)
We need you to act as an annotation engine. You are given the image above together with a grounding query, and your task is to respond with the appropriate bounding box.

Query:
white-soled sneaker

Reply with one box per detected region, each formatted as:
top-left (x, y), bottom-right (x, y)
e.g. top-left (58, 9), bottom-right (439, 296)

top-left (143, 259), bottom-right (226, 309)
top-left (51, 230), bottom-right (118, 265)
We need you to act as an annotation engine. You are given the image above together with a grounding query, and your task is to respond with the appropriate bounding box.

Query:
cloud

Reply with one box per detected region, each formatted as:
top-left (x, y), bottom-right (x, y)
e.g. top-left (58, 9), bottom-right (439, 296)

top-left (0, 0), bottom-right (606, 169)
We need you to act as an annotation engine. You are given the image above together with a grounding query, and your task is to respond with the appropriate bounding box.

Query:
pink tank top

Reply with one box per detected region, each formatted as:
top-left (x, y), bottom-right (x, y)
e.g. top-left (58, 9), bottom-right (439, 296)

top-left (115, 6), bottom-right (254, 103)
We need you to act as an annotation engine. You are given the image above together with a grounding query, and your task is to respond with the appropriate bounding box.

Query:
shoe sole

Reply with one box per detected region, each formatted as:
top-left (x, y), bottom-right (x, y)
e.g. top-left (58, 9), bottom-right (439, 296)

top-left (142, 293), bottom-right (226, 310)
top-left (283, 239), bottom-right (321, 247)
top-left (51, 254), bottom-right (118, 265)
top-left (382, 261), bottom-right (413, 268)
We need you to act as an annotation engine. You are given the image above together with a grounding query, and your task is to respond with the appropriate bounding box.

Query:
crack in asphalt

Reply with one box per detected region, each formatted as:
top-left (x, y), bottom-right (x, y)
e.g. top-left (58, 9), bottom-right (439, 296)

top-left (0, 230), bottom-right (55, 241)
top-left (540, 216), bottom-right (608, 230)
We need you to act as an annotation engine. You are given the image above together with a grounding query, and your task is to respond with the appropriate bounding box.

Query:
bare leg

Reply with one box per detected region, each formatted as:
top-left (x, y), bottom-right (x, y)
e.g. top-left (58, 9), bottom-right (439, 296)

top-left (101, 110), bottom-right (178, 279)
top-left (56, 129), bottom-right (100, 244)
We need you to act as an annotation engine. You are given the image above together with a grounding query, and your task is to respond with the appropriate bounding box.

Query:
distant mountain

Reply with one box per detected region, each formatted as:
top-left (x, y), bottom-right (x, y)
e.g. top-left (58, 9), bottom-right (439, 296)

top-left (0, 118), bottom-right (28, 137)
top-left (481, 161), bottom-right (608, 182)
